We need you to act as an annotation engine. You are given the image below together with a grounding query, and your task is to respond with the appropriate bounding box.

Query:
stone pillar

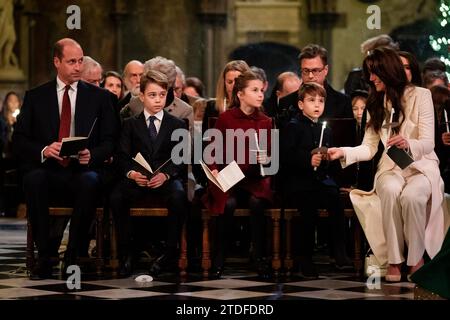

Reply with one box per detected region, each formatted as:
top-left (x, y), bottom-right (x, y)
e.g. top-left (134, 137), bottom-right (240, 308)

top-left (111, 0), bottom-right (128, 71)
top-left (198, 0), bottom-right (228, 97)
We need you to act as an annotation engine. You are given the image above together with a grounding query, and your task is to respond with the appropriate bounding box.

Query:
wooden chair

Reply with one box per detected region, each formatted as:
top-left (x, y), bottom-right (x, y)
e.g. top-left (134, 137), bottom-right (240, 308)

top-left (26, 206), bottom-right (105, 276)
top-left (109, 198), bottom-right (189, 277)
top-left (283, 192), bottom-right (364, 276)
top-left (200, 208), bottom-right (282, 278)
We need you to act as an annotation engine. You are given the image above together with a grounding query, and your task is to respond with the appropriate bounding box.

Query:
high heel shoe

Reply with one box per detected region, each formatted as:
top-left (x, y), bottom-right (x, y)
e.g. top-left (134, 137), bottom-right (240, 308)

top-left (385, 274), bottom-right (401, 282)
top-left (385, 263), bottom-right (402, 282)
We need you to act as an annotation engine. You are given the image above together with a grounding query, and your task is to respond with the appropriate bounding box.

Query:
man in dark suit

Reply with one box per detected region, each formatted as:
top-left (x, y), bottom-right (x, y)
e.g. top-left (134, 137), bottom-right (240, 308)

top-left (13, 38), bottom-right (118, 279)
top-left (276, 44), bottom-right (353, 128)
top-left (110, 70), bottom-right (188, 277)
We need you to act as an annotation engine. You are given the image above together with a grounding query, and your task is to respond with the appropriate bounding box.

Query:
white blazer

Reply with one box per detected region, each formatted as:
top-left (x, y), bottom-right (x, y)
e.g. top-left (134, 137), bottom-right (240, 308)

top-left (340, 86), bottom-right (449, 265)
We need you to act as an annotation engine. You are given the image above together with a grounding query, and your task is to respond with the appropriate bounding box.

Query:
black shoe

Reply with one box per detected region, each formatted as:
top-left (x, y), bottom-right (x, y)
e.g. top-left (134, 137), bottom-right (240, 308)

top-left (149, 253), bottom-right (176, 277)
top-left (335, 256), bottom-right (354, 271)
top-left (119, 256), bottom-right (134, 277)
top-left (210, 266), bottom-right (224, 279)
top-left (29, 258), bottom-right (53, 280)
top-left (255, 258), bottom-right (271, 279)
top-left (299, 257), bottom-right (318, 279)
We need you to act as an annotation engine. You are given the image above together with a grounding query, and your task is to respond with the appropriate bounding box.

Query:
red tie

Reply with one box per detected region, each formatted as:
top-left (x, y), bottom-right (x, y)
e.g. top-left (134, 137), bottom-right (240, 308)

top-left (58, 85), bottom-right (71, 167)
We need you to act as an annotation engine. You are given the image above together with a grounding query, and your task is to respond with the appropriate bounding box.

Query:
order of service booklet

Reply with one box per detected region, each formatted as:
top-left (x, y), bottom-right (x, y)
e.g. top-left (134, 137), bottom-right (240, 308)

top-left (199, 160), bottom-right (245, 193)
top-left (59, 118), bottom-right (97, 157)
top-left (132, 152), bottom-right (171, 179)
top-left (386, 145), bottom-right (414, 169)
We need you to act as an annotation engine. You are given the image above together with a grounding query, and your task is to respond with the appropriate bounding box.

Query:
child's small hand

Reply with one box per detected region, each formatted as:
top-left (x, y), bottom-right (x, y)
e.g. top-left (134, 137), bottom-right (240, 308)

top-left (311, 153), bottom-right (322, 168)
top-left (256, 150), bottom-right (269, 165)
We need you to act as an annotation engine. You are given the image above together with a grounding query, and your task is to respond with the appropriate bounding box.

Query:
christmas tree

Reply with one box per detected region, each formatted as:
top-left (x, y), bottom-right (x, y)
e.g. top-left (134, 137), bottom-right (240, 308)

top-left (429, 0), bottom-right (450, 77)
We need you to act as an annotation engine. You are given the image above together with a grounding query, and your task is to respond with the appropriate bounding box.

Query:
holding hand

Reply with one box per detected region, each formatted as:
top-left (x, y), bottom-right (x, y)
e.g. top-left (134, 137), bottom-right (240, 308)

top-left (387, 134), bottom-right (409, 149)
top-left (442, 132), bottom-right (450, 146)
top-left (328, 147), bottom-right (344, 160)
top-left (129, 170), bottom-right (150, 187)
top-left (78, 148), bottom-right (91, 165)
top-left (44, 142), bottom-right (63, 161)
top-left (148, 172), bottom-right (168, 189)
top-left (311, 153), bottom-right (322, 168)
top-left (256, 150), bottom-right (270, 165)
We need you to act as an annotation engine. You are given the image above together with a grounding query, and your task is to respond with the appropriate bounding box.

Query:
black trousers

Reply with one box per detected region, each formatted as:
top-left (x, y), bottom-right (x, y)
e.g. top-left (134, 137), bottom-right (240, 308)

top-left (294, 182), bottom-right (347, 259)
top-left (109, 178), bottom-right (188, 259)
top-left (23, 164), bottom-right (100, 259)
top-left (213, 189), bottom-right (268, 268)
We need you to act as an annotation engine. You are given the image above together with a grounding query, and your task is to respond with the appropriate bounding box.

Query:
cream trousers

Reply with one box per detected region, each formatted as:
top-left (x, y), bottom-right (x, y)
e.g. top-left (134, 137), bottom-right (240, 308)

top-left (375, 169), bottom-right (431, 266)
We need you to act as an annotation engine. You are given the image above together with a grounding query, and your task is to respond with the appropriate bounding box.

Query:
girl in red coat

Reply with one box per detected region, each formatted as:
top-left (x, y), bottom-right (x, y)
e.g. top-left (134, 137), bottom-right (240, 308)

top-left (203, 71), bottom-right (273, 278)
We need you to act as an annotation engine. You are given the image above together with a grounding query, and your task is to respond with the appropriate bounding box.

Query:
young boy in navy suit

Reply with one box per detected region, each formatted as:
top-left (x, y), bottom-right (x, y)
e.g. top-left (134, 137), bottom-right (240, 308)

top-left (110, 70), bottom-right (188, 277)
top-left (280, 82), bottom-right (352, 278)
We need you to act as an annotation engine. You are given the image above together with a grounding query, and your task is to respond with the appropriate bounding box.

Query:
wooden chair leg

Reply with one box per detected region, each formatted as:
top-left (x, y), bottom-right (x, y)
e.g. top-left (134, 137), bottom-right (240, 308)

top-left (178, 222), bottom-right (188, 277)
top-left (109, 214), bottom-right (119, 276)
top-left (271, 209), bottom-right (281, 277)
top-left (26, 215), bottom-right (35, 273)
top-left (284, 209), bottom-right (294, 276)
top-left (201, 210), bottom-right (211, 278)
top-left (95, 209), bottom-right (104, 276)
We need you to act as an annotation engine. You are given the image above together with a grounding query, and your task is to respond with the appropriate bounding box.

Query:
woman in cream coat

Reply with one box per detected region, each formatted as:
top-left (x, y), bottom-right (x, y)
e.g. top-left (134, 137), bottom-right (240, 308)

top-left (328, 48), bottom-right (448, 282)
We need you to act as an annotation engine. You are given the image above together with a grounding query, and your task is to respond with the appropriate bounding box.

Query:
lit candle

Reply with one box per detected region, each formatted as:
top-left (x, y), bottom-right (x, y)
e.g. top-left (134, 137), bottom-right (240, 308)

top-left (445, 109), bottom-right (449, 133)
top-left (318, 121), bottom-right (327, 148)
top-left (254, 132), bottom-right (265, 177)
top-left (315, 121), bottom-right (327, 171)
top-left (223, 98), bottom-right (227, 113)
top-left (387, 108), bottom-right (395, 139)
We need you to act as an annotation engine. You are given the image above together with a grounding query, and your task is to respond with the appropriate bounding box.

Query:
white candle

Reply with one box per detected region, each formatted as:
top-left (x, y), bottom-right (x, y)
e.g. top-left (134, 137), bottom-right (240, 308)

top-left (315, 121), bottom-right (326, 171)
top-left (223, 98), bottom-right (227, 113)
top-left (318, 121), bottom-right (327, 148)
top-left (254, 132), bottom-right (265, 177)
top-left (445, 109), bottom-right (449, 133)
top-left (387, 108), bottom-right (395, 139)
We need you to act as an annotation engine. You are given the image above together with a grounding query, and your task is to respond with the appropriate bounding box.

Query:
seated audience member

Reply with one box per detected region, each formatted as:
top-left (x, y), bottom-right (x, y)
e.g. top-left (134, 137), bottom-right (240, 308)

top-left (201, 60), bottom-right (251, 136)
top-left (102, 71), bottom-right (124, 100)
top-left (13, 38), bottom-right (117, 280)
top-left (110, 70), bottom-right (188, 277)
top-left (184, 77), bottom-right (205, 98)
top-left (265, 71), bottom-right (302, 122)
top-left (203, 71), bottom-right (273, 279)
top-left (328, 48), bottom-right (447, 282)
top-left (430, 85), bottom-right (450, 193)
top-left (351, 89), bottom-right (367, 127)
top-left (398, 51), bottom-right (422, 87)
top-left (278, 44), bottom-right (353, 129)
top-left (344, 34), bottom-right (399, 97)
top-left (281, 83), bottom-right (352, 278)
top-left (81, 56), bottom-right (103, 86)
top-left (118, 60), bottom-right (144, 111)
top-left (423, 70), bottom-right (449, 89)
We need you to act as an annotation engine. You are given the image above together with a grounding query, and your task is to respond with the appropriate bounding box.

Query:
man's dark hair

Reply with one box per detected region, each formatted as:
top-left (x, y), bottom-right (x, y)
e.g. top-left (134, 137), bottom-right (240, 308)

top-left (298, 44), bottom-right (328, 66)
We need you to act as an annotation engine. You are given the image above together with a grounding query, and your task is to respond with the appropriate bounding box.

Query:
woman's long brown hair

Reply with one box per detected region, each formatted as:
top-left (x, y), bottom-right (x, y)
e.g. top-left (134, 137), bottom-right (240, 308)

top-left (362, 47), bottom-right (409, 134)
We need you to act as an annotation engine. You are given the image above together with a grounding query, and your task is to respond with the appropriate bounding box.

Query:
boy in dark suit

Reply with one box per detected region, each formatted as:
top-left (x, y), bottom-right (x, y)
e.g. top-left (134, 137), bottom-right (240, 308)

top-left (110, 70), bottom-right (188, 277)
top-left (280, 82), bottom-right (351, 278)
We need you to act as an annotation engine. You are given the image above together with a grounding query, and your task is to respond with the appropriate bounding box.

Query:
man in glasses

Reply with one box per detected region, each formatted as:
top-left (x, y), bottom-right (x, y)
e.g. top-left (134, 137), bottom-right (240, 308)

top-left (277, 44), bottom-right (352, 126)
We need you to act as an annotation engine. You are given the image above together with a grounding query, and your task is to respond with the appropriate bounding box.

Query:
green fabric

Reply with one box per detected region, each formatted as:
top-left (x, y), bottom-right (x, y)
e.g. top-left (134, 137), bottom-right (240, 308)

top-left (410, 229), bottom-right (450, 299)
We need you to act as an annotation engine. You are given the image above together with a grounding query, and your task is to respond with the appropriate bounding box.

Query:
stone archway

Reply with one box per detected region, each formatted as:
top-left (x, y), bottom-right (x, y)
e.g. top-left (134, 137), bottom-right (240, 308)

top-left (229, 41), bottom-right (301, 98)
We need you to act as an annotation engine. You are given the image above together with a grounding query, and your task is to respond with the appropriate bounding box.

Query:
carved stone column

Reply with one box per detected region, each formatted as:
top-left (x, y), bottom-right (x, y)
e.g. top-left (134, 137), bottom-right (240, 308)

top-left (198, 0), bottom-right (228, 97)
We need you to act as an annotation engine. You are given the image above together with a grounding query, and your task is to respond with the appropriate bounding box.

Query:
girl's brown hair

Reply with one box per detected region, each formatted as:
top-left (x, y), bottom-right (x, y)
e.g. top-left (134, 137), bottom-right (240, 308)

top-left (230, 71), bottom-right (262, 108)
